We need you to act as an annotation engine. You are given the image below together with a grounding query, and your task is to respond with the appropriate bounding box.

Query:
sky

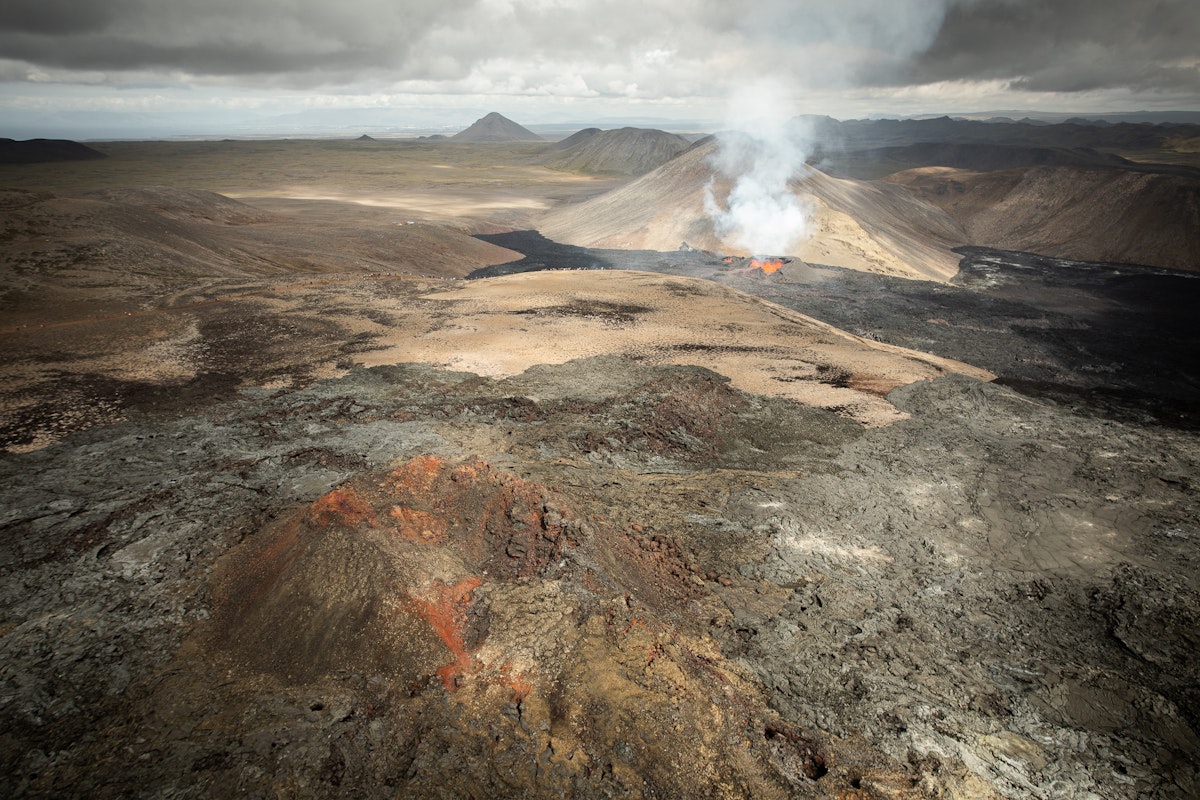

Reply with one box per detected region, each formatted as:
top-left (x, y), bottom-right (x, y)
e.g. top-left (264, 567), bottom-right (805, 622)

top-left (1, 0), bottom-right (1198, 137)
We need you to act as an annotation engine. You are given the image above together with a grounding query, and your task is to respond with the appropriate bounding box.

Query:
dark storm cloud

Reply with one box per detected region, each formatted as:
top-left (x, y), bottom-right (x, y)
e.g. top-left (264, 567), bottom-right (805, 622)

top-left (901, 0), bottom-right (1200, 93)
top-left (2, 32), bottom-right (389, 77)
top-left (0, 0), bottom-right (471, 79)
top-left (0, 0), bottom-right (127, 35)
top-left (0, 0), bottom-right (726, 99)
top-left (0, 0), bottom-right (1196, 101)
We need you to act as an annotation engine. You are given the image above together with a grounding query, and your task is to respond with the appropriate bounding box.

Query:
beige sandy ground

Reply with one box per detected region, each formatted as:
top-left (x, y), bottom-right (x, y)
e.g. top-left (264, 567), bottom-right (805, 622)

top-left (1, 268), bottom-right (993, 452)
top-left (0, 139), bottom-right (623, 235)
top-left (361, 270), bottom-right (994, 427)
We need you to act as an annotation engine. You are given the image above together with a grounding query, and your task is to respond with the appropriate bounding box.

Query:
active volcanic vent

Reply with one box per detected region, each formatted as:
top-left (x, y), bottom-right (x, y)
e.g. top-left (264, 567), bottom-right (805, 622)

top-left (721, 255), bottom-right (792, 274)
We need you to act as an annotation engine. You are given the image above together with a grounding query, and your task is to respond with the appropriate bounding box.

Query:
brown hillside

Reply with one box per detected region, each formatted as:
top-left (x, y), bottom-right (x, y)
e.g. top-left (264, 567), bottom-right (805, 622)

top-left (0, 188), bottom-right (522, 323)
top-left (886, 166), bottom-right (1200, 271)
top-left (540, 138), bottom-right (965, 280)
top-left (543, 127), bottom-right (691, 176)
top-left (80, 185), bottom-right (274, 224)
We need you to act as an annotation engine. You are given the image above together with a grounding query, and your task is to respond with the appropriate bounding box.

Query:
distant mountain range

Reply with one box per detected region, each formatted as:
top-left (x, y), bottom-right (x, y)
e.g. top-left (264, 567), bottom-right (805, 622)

top-left (798, 115), bottom-right (1199, 149)
top-left (799, 116), bottom-right (1200, 182)
top-left (4, 106), bottom-right (1200, 142)
top-left (905, 110), bottom-right (1200, 126)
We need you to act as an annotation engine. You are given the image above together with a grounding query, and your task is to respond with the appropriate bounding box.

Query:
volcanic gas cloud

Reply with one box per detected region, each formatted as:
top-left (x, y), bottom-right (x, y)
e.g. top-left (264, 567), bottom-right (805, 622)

top-left (704, 81), bottom-right (814, 257)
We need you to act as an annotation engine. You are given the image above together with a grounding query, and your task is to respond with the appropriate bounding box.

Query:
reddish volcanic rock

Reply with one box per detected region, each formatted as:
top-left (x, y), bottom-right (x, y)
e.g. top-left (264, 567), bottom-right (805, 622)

top-left (410, 576), bottom-right (484, 690)
top-left (207, 455), bottom-right (587, 688)
top-left (307, 485), bottom-right (379, 527)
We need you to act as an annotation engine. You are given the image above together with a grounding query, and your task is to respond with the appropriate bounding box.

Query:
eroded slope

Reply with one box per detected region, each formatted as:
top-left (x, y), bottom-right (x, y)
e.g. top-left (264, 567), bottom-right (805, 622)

top-left (885, 166), bottom-right (1200, 272)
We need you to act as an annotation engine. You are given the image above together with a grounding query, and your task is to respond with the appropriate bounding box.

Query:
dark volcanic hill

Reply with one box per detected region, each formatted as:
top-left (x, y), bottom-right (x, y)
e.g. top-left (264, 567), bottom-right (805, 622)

top-left (543, 127), bottom-right (691, 176)
top-left (820, 142), bottom-right (1137, 180)
top-left (807, 115), bottom-right (1200, 151)
top-left (548, 127), bottom-right (601, 151)
top-left (0, 138), bottom-right (107, 164)
top-left (451, 112), bottom-right (543, 142)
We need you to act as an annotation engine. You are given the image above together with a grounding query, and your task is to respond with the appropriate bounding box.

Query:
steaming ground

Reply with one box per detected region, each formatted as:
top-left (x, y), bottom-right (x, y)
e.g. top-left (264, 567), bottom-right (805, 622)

top-left (1, 139), bottom-right (1198, 798)
top-left (540, 136), bottom-right (1200, 277)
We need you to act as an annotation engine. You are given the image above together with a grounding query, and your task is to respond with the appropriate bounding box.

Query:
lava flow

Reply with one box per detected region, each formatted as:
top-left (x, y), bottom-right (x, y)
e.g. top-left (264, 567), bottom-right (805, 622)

top-left (722, 255), bottom-right (790, 274)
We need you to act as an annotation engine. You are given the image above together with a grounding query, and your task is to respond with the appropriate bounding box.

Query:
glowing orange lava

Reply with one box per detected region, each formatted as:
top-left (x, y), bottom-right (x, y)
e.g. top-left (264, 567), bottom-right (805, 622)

top-left (749, 258), bottom-right (786, 273)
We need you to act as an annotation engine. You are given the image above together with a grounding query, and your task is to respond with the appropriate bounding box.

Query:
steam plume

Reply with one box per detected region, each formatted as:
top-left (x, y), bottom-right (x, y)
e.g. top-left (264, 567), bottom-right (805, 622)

top-left (704, 80), bottom-right (813, 256)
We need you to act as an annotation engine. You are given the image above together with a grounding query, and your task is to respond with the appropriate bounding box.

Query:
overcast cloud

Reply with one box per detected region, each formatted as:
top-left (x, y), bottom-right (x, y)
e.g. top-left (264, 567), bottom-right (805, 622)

top-left (0, 0), bottom-right (1197, 130)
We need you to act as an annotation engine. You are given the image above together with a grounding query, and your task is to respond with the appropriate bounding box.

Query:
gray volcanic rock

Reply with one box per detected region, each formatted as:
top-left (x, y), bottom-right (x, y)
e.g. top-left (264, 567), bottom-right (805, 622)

top-left (1, 357), bottom-right (1197, 799)
top-left (0, 233), bottom-right (1197, 797)
top-left (3, 120), bottom-right (1199, 800)
top-left (544, 127), bottom-right (691, 175)
top-left (451, 112), bottom-right (543, 142)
